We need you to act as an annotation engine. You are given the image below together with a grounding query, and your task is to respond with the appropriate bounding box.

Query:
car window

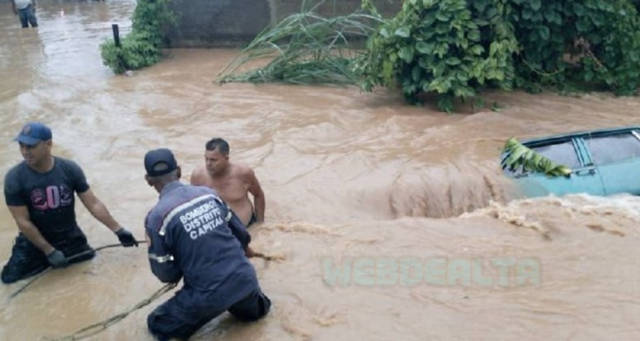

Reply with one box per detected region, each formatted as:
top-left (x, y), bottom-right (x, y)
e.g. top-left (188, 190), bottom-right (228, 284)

top-left (530, 140), bottom-right (581, 169)
top-left (584, 132), bottom-right (640, 165)
top-left (503, 140), bottom-right (580, 176)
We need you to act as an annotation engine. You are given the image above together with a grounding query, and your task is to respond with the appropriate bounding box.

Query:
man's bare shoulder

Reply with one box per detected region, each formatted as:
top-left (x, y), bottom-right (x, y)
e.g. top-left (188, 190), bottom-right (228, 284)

top-left (230, 162), bottom-right (256, 178)
top-left (190, 166), bottom-right (209, 185)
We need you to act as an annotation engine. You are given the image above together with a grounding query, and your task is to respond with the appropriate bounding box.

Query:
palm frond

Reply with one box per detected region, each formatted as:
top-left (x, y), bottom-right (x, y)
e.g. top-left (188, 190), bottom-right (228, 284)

top-left (216, 4), bottom-right (383, 85)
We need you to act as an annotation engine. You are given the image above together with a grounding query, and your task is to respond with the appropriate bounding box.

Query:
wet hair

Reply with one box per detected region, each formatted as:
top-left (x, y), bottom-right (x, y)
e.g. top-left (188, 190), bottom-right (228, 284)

top-left (205, 138), bottom-right (230, 156)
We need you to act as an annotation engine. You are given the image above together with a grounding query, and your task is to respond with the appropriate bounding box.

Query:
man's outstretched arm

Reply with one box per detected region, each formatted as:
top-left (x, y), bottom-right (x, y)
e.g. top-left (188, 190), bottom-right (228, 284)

top-left (78, 189), bottom-right (138, 246)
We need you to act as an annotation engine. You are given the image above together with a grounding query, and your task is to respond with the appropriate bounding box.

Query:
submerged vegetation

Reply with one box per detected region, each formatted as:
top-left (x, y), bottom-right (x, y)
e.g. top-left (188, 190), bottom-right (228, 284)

top-left (220, 0), bottom-right (640, 112)
top-left (100, 0), bottom-right (175, 74)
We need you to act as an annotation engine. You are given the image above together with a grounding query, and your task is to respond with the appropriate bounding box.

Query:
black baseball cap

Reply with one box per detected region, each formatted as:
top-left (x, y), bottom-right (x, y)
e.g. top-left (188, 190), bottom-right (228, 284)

top-left (14, 122), bottom-right (52, 146)
top-left (144, 148), bottom-right (178, 177)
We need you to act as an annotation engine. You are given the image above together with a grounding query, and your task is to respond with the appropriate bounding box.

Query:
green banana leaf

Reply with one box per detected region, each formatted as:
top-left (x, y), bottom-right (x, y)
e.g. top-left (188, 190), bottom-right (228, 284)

top-left (501, 138), bottom-right (572, 177)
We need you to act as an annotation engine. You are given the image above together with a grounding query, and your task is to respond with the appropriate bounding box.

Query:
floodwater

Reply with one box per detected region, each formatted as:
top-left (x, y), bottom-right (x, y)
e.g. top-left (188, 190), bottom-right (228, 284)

top-left (1, 1), bottom-right (640, 340)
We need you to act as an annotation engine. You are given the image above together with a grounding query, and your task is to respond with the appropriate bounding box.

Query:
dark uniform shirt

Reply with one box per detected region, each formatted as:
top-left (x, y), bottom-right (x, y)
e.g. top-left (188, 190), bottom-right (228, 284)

top-left (145, 181), bottom-right (257, 309)
top-left (4, 157), bottom-right (89, 246)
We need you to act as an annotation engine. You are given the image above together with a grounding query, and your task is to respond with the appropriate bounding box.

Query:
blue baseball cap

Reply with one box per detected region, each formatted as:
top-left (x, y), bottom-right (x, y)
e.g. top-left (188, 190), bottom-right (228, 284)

top-left (14, 122), bottom-right (52, 146)
top-left (144, 148), bottom-right (178, 177)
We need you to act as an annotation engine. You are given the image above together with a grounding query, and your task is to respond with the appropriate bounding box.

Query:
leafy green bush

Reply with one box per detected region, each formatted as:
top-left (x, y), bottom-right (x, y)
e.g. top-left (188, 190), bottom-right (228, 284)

top-left (564, 1), bottom-right (640, 95)
top-left (357, 0), bottom-right (519, 112)
top-left (510, 0), bottom-right (640, 95)
top-left (359, 0), bottom-right (640, 111)
top-left (507, 0), bottom-right (566, 92)
top-left (100, 0), bottom-right (175, 74)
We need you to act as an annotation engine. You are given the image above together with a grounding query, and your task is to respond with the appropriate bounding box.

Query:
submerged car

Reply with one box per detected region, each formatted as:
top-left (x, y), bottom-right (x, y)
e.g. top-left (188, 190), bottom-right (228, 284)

top-left (502, 126), bottom-right (640, 197)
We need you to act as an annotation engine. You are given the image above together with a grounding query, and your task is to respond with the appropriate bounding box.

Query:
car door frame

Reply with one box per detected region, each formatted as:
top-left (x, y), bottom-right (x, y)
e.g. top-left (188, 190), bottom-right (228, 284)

top-left (577, 127), bottom-right (640, 195)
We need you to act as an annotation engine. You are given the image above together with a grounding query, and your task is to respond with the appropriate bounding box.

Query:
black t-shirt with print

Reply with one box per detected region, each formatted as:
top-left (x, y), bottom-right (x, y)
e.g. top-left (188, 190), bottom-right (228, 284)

top-left (4, 157), bottom-right (89, 246)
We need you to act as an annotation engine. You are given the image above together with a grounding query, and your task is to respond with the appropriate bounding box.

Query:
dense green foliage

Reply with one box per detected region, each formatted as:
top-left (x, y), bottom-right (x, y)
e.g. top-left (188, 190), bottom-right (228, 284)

top-left (100, 0), bottom-right (175, 74)
top-left (357, 0), bottom-right (518, 111)
top-left (359, 0), bottom-right (640, 111)
top-left (219, 0), bottom-right (640, 112)
top-left (511, 0), bottom-right (640, 95)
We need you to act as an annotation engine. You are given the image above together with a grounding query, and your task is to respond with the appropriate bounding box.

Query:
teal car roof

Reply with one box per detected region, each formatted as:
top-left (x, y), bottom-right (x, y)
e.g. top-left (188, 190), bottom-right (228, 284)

top-left (522, 126), bottom-right (640, 146)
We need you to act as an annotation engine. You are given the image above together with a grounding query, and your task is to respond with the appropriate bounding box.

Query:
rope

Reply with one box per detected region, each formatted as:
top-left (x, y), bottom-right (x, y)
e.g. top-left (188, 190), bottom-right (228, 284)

top-left (8, 241), bottom-right (147, 300)
top-left (251, 251), bottom-right (285, 262)
top-left (7, 242), bottom-right (279, 340)
top-left (50, 282), bottom-right (177, 341)
top-left (49, 252), bottom-right (280, 340)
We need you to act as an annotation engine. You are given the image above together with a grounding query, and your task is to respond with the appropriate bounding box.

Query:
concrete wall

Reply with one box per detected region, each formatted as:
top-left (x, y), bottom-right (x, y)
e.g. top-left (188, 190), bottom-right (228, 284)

top-left (167, 0), bottom-right (401, 47)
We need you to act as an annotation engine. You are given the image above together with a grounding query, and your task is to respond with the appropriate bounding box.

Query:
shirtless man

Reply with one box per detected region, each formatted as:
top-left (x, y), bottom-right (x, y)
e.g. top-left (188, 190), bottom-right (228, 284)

top-left (190, 138), bottom-right (265, 227)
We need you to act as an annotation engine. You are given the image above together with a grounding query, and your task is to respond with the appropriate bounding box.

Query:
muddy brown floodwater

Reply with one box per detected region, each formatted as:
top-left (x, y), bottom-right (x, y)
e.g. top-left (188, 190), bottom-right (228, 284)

top-left (1, 1), bottom-right (640, 340)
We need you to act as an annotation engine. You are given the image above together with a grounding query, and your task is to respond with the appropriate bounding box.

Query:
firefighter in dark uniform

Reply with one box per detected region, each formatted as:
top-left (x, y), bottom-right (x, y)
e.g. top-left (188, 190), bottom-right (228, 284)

top-left (143, 148), bottom-right (271, 340)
